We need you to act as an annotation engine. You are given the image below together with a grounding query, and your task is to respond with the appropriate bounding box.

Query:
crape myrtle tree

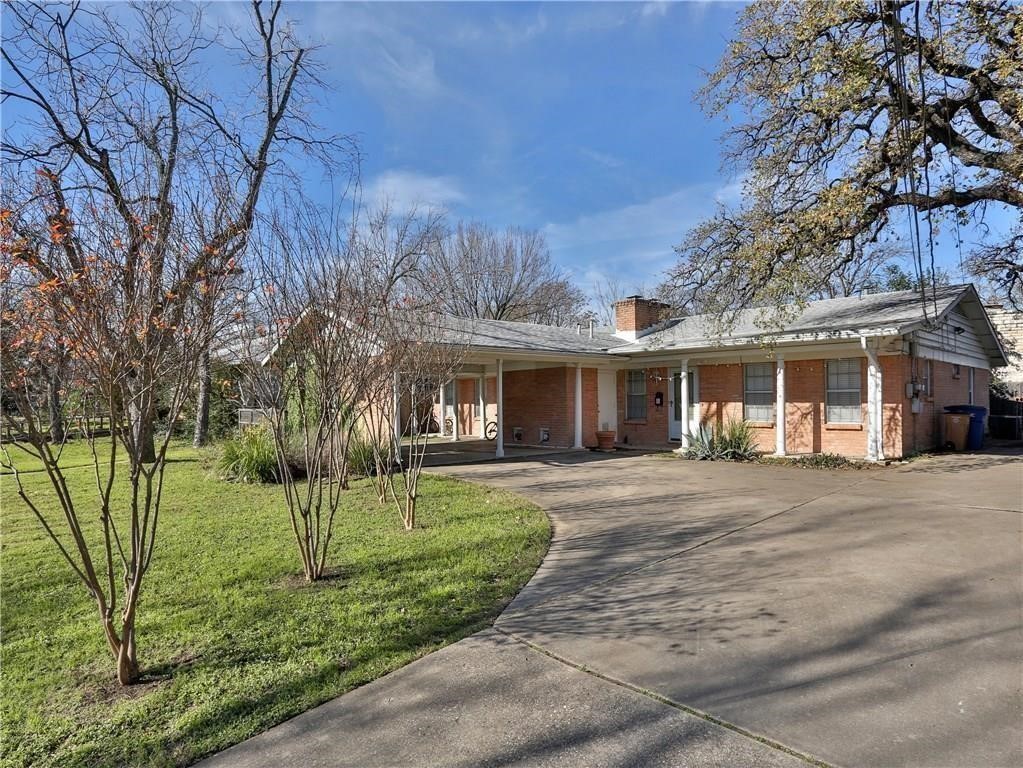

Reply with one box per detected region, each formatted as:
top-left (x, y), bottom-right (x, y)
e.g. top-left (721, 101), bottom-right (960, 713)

top-left (239, 200), bottom-right (380, 582)
top-left (426, 222), bottom-right (587, 326)
top-left (0, 182), bottom-right (232, 686)
top-left (356, 205), bottom-right (468, 530)
top-left (660, 0), bottom-right (1023, 318)
top-left (355, 204), bottom-right (448, 507)
top-left (0, 0), bottom-right (342, 684)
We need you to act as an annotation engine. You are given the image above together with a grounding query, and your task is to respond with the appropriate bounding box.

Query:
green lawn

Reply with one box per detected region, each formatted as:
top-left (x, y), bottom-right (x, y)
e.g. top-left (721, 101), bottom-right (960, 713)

top-left (0, 441), bottom-right (549, 767)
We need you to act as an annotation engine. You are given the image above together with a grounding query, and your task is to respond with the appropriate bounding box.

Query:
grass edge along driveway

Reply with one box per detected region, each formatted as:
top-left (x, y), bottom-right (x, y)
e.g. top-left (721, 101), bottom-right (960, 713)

top-left (0, 441), bottom-right (550, 767)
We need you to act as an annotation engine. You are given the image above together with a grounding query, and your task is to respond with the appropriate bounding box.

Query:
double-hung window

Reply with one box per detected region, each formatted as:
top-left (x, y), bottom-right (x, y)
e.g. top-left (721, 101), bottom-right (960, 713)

top-left (626, 370), bottom-right (647, 420)
top-left (826, 359), bottom-right (862, 423)
top-left (743, 363), bottom-right (774, 423)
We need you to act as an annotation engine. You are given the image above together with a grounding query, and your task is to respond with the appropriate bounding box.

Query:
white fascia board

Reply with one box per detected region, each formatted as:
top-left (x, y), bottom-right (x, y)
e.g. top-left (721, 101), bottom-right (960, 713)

top-left (460, 347), bottom-right (616, 366)
top-left (613, 330), bottom-right (905, 360)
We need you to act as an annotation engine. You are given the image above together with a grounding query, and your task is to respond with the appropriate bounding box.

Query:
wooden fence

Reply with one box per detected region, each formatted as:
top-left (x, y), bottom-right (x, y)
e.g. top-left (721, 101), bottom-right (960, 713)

top-left (989, 394), bottom-right (1023, 441)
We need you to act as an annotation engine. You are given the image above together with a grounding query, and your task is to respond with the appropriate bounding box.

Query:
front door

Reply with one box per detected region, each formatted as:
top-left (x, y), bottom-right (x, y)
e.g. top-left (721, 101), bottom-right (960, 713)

top-left (668, 369), bottom-right (698, 441)
top-left (597, 369), bottom-right (617, 433)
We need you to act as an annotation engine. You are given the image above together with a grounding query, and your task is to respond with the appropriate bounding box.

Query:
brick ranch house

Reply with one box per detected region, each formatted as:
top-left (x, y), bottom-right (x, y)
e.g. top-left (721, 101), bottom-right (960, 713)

top-left (418, 284), bottom-right (1006, 461)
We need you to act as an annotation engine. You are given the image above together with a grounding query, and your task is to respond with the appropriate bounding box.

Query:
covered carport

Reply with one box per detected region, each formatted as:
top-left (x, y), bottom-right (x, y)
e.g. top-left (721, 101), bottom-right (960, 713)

top-left (400, 317), bottom-right (625, 460)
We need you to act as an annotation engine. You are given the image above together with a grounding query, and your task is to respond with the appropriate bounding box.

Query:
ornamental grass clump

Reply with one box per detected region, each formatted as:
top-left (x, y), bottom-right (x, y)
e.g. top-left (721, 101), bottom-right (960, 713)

top-left (218, 426), bottom-right (279, 483)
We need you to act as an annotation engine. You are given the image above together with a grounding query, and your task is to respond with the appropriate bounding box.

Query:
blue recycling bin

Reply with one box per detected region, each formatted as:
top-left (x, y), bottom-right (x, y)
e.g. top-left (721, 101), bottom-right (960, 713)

top-left (944, 405), bottom-right (987, 450)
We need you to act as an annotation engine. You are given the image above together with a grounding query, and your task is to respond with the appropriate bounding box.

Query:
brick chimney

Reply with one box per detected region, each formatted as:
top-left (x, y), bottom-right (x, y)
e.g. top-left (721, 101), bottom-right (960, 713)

top-left (613, 296), bottom-right (670, 340)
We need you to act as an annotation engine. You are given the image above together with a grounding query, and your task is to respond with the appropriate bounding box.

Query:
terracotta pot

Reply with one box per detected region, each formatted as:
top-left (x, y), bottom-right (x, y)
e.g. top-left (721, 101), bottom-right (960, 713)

top-left (595, 430), bottom-right (616, 451)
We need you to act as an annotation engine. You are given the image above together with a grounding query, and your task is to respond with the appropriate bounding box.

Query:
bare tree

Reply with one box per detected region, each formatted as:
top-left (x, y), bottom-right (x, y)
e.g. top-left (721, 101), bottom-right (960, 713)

top-left (355, 205), bottom-right (447, 506)
top-left (587, 276), bottom-right (656, 325)
top-left (1, 188), bottom-right (230, 686)
top-left (427, 222), bottom-right (587, 325)
top-left (240, 202), bottom-right (378, 581)
top-left (0, 0), bottom-right (343, 684)
top-left (354, 206), bottom-right (465, 530)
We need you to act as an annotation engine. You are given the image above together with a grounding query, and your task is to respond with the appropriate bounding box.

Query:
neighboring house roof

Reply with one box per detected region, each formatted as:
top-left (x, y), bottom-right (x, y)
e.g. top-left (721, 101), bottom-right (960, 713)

top-left (211, 324), bottom-right (272, 367)
top-left (438, 315), bottom-right (621, 355)
top-left (615, 284), bottom-right (1007, 366)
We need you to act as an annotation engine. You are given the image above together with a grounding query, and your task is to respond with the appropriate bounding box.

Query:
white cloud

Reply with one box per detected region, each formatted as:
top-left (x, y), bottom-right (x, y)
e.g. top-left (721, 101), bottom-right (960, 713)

top-left (495, 10), bottom-right (549, 46)
top-left (579, 147), bottom-right (625, 169)
top-left (307, 4), bottom-right (446, 105)
top-left (543, 179), bottom-right (744, 282)
top-left (364, 170), bottom-right (465, 213)
top-left (641, 2), bottom-right (671, 19)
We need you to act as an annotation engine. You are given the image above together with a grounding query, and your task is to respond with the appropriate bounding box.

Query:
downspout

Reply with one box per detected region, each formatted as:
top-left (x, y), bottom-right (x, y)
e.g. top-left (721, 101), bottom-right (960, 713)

top-left (860, 336), bottom-right (884, 462)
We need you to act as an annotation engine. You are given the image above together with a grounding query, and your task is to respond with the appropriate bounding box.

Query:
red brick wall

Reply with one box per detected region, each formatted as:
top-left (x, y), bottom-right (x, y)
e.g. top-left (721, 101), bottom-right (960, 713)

top-left (613, 298), bottom-right (670, 334)
top-left (782, 359), bottom-right (868, 457)
top-left (616, 366), bottom-right (673, 446)
top-left (697, 363), bottom-right (776, 452)
top-left (881, 355), bottom-right (908, 458)
top-left (502, 366), bottom-right (597, 447)
top-left (900, 359), bottom-right (990, 454)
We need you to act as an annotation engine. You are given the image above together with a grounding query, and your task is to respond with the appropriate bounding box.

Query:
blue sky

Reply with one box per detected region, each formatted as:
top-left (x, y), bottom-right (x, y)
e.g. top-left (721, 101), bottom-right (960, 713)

top-left (5, 0), bottom-right (1011, 295)
top-left (245, 0), bottom-right (747, 293)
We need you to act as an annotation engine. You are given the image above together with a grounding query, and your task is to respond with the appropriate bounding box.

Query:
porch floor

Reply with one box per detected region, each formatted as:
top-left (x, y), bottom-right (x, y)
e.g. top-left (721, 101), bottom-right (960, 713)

top-left (411, 437), bottom-right (580, 467)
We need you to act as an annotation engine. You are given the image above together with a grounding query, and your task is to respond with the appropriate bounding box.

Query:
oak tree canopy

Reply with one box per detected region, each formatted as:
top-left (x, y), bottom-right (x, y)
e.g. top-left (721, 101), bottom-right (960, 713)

top-left (661, 0), bottom-right (1022, 314)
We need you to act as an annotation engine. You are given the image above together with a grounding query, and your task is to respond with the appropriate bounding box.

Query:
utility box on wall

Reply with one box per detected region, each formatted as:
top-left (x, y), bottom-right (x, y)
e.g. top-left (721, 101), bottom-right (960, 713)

top-left (538, 428), bottom-right (550, 443)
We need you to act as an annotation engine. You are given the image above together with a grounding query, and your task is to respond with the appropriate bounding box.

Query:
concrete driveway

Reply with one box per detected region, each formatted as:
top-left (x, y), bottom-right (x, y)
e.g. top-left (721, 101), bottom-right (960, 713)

top-left (201, 449), bottom-right (1023, 768)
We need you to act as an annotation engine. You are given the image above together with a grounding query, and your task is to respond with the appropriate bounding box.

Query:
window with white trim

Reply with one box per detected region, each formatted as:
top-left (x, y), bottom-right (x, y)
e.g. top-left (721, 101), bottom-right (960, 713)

top-left (922, 359), bottom-right (933, 396)
top-left (743, 363), bottom-right (774, 423)
top-left (626, 370), bottom-right (647, 420)
top-left (968, 367), bottom-right (975, 405)
top-left (826, 359), bottom-right (862, 424)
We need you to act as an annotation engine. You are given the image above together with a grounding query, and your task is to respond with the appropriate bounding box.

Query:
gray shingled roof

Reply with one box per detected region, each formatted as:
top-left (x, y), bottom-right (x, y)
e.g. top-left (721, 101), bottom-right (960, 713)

top-left (437, 315), bottom-right (620, 354)
top-left (616, 284), bottom-right (977, 353)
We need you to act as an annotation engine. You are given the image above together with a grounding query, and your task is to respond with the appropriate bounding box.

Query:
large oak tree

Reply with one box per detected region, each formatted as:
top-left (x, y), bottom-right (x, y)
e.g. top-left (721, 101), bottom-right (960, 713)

top-left (661, 0), bottom-right (1022, 315)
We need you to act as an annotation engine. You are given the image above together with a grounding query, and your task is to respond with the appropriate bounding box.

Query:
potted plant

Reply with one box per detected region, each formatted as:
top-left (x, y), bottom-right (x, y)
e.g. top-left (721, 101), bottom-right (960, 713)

top-left (595, 422), bottom-right (616, 451)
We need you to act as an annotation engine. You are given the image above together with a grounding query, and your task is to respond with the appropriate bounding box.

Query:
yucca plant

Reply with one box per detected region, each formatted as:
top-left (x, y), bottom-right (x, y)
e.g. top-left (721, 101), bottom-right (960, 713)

top-left (684, 419), bottom-right (758, 462)
top-left (717, 418), bottom-right (758, 461)
top-left (218, 425), bottom-right (280, 483)
top-left (684, 424), bottom-right (720, 460)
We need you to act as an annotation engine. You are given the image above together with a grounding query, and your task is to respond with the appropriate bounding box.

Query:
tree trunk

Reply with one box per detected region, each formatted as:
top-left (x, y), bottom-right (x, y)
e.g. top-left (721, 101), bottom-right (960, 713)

top-left (47, 366), bottom-right (64, 443)
top-left (193, 349), bottom-right (211, 447)
top-left (116, 589), bottom-right (141, 684)
top-left (130, 398), bottom-right (157, 464)
top-left (139, 408), bottom-right (157, 464)
top-left (116, 623), bottom-right (139, 685)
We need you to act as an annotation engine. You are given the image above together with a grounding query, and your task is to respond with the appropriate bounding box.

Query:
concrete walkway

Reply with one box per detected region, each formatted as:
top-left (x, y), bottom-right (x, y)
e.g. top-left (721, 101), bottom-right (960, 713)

top-left (200, 449), bottom-right (1023, 768)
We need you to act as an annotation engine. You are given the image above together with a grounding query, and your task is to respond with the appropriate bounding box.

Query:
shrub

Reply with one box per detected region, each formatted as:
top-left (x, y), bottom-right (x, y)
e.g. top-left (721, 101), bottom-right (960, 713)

top-left (759, 452), bottom-right (860, 470)
top-left (684, 419), bottom-right (759, 462)
top-left (218, 426), bottom-right (279, 483)
top-left (347, 433), bottom-right (382, 478)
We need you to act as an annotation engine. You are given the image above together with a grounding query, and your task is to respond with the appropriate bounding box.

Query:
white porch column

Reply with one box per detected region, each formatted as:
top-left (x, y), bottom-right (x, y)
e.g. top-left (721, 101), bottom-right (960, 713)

top-left (678, 359), bottom-right (690, 447)
top-left (573, 364), bottom-right (583, 449)
top-left (775, 355), bottom-right (786, 456)
top-left (478, 375), bottom-right (487, 439)
top-left (862, 337), bottom-right (884, 462)
top-left (451, 378), bottom-right (460, 441)
top-left (496, 359), bottom-right (505, 458)
top-left (392, 372), bottom-right (401, 443)
top-left (438, 381), bottom-right (447, 436)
